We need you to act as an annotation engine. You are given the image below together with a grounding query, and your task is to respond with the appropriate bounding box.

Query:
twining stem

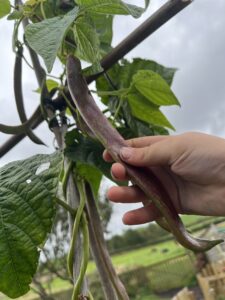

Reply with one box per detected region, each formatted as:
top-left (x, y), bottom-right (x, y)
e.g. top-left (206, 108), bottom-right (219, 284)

top-left (62, 161), bottom-right (74, 198)
top-left (55, 197), bottom-right (76, 217)
top-left (14, 44), bottom-right (45, 145)
top-left (0, 106), bottom-right (42, 134)
top-left (67, 179), bottom-right (86, 277)
top-left (72, 213), bottom-right (90, 300)
top-left (66, 55), bottom-right (223, 252)
top-left (40, 1), bottom-right (46, 19)
top-left (112, 98), bottom-right (123, 126)
top-left (85, 183), bottom-right (129, 300)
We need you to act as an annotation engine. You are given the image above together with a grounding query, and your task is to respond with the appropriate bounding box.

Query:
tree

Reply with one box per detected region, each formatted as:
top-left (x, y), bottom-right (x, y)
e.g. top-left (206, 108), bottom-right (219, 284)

top-left (0, 0), bottom-right (218, 299)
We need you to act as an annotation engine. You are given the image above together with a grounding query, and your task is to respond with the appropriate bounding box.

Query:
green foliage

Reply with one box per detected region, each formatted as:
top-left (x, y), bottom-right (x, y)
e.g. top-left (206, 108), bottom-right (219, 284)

top-left (96, 59), bottom-right (178, 130)
top-left (120, 58), bottom-right (176, 87)
top-left (132, 70), bottom-right (180, 106)
top-left (25, 7), bottom-right (79, 72)
top-left (0, 0), bottom-right (10, 19)
top-left (76, 163), bottom-right (102, 197)
top-left (0, 153), bottom-right (61, 298)
top-left (127, 92), bottom-right (175, 129)
top-left (75, 0), bottom-right (147, 18)
top-left (65, 130), bottom-right (109, 176)
top-left (107, 223), bottom-right (169, 253)
top-left (91, 14), bottom-right (113, 56)
top-left (73, 15), bottom-right (101, 65)
top-left (24, 1), bottom-right (148, 72)
top-left (96, 59), bottom-right (176, 101)
top-left (7, 10), bottom-right (23, 20)
top-left (64, 129), bottom-right (112, 193)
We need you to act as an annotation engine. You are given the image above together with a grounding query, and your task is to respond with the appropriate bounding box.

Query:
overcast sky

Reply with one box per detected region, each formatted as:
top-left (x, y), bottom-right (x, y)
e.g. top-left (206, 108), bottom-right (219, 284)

top-left (1, 0), bottom-right (225, 235)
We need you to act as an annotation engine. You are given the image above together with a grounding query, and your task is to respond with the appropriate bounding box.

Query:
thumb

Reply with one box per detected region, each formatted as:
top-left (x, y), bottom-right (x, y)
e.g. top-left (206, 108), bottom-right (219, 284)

top-left (119, 140), bottom-right (175, 167)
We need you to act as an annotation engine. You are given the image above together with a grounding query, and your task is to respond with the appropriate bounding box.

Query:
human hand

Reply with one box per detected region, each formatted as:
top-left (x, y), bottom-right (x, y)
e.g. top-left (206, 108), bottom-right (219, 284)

top-left (103, 132), bottom-right (225, 225)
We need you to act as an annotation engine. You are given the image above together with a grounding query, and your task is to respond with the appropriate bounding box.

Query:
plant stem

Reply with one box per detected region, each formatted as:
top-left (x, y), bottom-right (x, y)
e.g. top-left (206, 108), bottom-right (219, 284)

top-left (14, 44), bottom-right (44, 145)
top-left (67, 179), bottom-right (86, 277)
top-left (55, 197), bottom-right (76, 217)
top-left (72, 213), bottom-right (90, 300)
top-left (85, 183), bottom-right (129, 300)
top-left (62, 161), bottom-right (74, 198)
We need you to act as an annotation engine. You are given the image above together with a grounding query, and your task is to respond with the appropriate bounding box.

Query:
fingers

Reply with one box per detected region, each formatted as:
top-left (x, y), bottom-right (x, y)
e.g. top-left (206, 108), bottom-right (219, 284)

top-left (111, 163), bottom-right (129, 181)
top-left (122, 203), bottom-right (160, 225)
top-left (107, 185), bottom-right (160, 224)
top-left (103, 135), bottom-right (169, 162)
top-left (120, 138), bottom-right (176, 167)
top-left (107, 185), bottom-right (148, 203)
top-left (127, 135), bottom-right (168, 148)
top-left (103, 149), bottom-right (113, 162)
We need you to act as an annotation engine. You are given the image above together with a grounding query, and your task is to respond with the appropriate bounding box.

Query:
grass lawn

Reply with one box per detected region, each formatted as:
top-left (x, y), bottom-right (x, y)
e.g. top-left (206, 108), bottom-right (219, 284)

top-left (87, 239), bottom-right (185, 274)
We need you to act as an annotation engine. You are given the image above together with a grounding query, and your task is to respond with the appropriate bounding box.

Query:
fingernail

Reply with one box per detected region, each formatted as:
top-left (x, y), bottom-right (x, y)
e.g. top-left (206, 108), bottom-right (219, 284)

top-left (120, 147), bottom-right (132, 160)
top-left (110, 170), bottom-right (118, 180)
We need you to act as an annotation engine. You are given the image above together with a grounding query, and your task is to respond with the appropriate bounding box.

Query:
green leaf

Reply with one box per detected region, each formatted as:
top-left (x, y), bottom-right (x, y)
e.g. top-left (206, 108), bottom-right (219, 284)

top-left (7, 9), bottom-right (23, 20)
top-left (127, 92), bottom-right (175, 130)
top-left (95, 88), bottom-right (128, 97)
top-left (120, 58), bottom-right (177, 88)
top-left (76, 163), bottom-right (102, 198)
top-left (91, 13), bottom-right (113, 56)
top-left (25, 7), bottom-right (79, 72)
top-left (64, 130), bottom-right (112, 180)
top-left (46, 79), bottom-right (59, 92)
top-left (0, 152), bottom-right (61, 298)
top-left (73, 16), bottom-right (100, 63)
top-left (34, 79), bottom-right (59, 93)
top-left (76, 0), bottom-right (145, 18)
top-left (0, 0), bottom-right (10, 19)
top-left (92, 14), bottom-right (113, 45)
top-left (96, 58), bottom-right (176, 105)
top-left (121, 100), bottom-right (169, 136)
top-left (132, 70), bottom-right (180, 106)
top-left (96, 63), bottom-right (121, 104)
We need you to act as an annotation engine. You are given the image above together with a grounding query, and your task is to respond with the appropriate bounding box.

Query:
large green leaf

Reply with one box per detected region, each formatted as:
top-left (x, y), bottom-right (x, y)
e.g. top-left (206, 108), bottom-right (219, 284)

top-left (0, 0), bottom-right (10, 19)
top-left (65, 130), bottom-right (112, 180)
top-left (91, 13), bottom-right (113, 56)
top-left (96, 58), bottom-right (177, 105)
top-left (120, 58), bottom-right (177, 87)
top-left (73, 16), bottom-right (100, 63)
top-left (76, 0), bottom-right (145, 18)
top-left (76, 163), bottom-right (102, 198)
top-left (121, 100), bottom-right (168, 137)
top-left (127, 92), bottom-right (175, 130)
top-left (132, 70), bottom-right (180, 106)
top-left (0, 153), bottom-right (61, 298)
top-left (25, 7), bottom-right (79, 72)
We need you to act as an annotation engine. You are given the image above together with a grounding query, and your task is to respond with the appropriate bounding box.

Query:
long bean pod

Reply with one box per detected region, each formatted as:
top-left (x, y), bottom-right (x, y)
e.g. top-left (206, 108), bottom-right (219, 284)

top-left (66, 55), bottom-right (223, 252)
top-left (0, 106), bottom-right (42, 134)
top-left (14, 45), bottom-right (45, 145)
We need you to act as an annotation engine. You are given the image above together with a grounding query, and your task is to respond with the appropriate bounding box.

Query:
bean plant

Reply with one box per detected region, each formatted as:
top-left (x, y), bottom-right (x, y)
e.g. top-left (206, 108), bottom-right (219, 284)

top-left (0, 0), bottom-right (221, 299)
